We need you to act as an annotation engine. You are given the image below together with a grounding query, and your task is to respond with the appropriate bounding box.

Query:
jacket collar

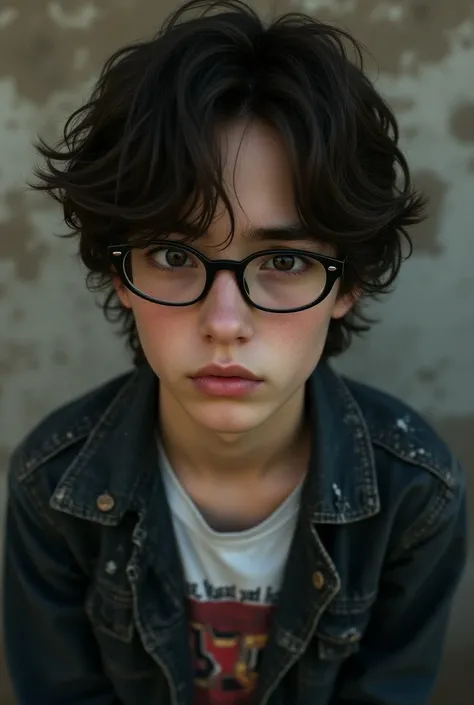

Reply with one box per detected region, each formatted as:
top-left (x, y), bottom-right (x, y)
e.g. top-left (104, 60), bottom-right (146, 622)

top-left (50, 361), bottom-right (380, 525)
top-left (305, 362), bottom-right (380, 523)
top-left (50, 366), bottom-right (158, 523)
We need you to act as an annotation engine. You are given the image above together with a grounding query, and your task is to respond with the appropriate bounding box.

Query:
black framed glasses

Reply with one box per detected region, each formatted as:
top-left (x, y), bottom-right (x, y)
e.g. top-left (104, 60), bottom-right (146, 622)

top-left (108, 240), bottom-right (345, 314)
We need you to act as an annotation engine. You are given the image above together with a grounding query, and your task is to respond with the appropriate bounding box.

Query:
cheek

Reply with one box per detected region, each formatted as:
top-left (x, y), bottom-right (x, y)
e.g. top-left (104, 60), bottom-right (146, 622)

top-left (130, 300), bottom-right (193, 362)
top-left (265, 304), bottom-right (332, 359)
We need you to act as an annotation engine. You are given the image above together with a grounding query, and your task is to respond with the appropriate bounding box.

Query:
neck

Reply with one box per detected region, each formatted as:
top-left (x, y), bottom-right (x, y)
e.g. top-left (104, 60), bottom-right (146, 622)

top-left (158, 385), bottom-right (309, 483)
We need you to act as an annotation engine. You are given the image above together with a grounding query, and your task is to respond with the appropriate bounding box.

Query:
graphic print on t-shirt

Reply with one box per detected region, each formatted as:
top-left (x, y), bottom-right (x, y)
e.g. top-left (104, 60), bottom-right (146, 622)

top-left (159, 443), bottom-right (301, 705)
top-left (187, 580), bottom-right (280, 705)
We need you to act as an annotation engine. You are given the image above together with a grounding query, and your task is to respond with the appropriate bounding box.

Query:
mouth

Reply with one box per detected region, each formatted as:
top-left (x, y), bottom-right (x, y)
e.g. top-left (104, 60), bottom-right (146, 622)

top-left (191, 364), bottom-right (262, 381)
top-left (189, 364), bottom-right (263, 397)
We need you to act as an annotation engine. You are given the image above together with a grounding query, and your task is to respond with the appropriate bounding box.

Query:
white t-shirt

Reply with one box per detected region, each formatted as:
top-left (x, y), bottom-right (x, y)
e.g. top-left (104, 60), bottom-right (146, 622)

top-left (159, 445), bottom-right (302, 705)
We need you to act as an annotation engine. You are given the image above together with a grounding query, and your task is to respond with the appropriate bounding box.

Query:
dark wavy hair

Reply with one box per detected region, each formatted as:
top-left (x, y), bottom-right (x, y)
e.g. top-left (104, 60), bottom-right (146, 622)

top-left (31, 0), bottom-right (425, 365)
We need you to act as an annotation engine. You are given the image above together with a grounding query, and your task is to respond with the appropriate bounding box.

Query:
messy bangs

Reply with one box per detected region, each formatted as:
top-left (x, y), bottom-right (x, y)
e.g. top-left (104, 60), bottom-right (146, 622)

top-left (31, 0), bottom-right (425, 363)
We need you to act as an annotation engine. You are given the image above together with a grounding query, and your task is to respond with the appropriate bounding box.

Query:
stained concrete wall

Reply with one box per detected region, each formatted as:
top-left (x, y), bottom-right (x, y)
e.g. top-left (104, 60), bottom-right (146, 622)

top-left (0, 1), bottom-right (472, 703)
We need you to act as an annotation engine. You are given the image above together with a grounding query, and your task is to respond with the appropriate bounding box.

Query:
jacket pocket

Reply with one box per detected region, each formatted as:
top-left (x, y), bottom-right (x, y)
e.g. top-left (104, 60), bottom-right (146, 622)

top-left (86, 582), bottom-right (134, 643)
top-left (316, 621), bottom-right (362, 662)
top-left (300, 609), bottom-right (368, 687)
top-left (85, 583), bottom-right (158, 679)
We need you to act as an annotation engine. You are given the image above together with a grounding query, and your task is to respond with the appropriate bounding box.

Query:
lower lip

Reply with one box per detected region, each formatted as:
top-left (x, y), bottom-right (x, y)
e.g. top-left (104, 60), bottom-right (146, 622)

top-left (191, 376), bottom-right (262, 397)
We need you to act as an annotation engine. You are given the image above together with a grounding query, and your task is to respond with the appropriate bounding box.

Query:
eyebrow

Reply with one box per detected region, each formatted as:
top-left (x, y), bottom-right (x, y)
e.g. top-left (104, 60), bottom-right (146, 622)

top-left (175, 222), bottom-right (318, 245)
top-left (242, 224), bottom-right (317, 243)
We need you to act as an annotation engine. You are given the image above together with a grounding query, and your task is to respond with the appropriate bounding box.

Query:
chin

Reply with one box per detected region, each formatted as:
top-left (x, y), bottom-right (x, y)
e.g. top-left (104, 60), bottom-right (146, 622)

top-left (188, 401), bottom-right (270, 436)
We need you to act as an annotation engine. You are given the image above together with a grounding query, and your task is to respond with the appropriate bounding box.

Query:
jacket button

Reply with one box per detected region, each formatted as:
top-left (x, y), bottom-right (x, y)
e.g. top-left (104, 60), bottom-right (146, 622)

top-left (312, 571), bottom-right (325, 590)
top-left (97, 493), bottom-right (115, 512)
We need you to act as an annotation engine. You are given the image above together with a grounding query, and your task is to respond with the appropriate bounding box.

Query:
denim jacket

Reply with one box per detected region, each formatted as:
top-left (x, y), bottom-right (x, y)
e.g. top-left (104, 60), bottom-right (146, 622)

top-left (2, 362), bottom-right (467, 705)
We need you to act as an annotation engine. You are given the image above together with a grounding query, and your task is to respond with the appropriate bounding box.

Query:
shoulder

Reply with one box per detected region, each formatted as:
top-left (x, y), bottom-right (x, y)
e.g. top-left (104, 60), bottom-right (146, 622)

top-left (342, 374), bottom-right (460, 491)
top-left (8, 370), bottom-right (136, 494)
top-left (341, 374), bottom-right (466, 555)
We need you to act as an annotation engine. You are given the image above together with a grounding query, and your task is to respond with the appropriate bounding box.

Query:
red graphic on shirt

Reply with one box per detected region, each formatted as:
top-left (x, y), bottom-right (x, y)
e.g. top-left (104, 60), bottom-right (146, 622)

top-left (188, 598), bottom-right (274, 705)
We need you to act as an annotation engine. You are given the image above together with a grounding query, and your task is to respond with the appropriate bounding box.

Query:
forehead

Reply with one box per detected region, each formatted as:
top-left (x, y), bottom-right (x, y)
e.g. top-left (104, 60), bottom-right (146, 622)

top-left (207, 119), bottom-right (299, 244)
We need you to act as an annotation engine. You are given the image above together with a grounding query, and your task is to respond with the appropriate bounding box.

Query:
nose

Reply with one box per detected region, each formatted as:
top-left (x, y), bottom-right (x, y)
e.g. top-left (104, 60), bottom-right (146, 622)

top-left (198, 270), bottom-right (254, 344)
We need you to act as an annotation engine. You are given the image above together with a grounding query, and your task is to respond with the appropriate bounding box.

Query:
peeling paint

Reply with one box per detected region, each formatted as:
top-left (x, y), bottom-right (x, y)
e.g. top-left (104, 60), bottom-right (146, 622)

top-left (0, 0), bottom-right (179, 106)
top-left (370, 2), bottom-right (406, 23)
top-left (296, 0), bottom-right (357, 16)
top-left (47, 2), bottom-right (104, 30)
top-left (292, 0), bottom-right (474, 75)
top-left (411, 171), bottom-right (448, 255)
top-left (72, 46), bottom-right (91, 71)
top-left (0, 190), bottom-right (49, 280)
top-left (450, 101), bottom-right (474, 142)
top-left (0, 341), bottom-right (40, 375)
top-left (0, 8), bottom-right (20, 30)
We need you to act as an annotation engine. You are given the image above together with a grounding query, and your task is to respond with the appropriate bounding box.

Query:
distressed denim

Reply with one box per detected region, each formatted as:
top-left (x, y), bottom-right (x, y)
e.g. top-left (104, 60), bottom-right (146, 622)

top-left (2, 362), bottom-right (467, 705)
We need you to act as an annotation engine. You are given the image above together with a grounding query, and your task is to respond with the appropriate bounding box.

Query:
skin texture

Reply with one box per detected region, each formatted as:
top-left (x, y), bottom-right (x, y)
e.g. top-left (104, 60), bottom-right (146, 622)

top-left (115, 119), bottom-right (353, 526)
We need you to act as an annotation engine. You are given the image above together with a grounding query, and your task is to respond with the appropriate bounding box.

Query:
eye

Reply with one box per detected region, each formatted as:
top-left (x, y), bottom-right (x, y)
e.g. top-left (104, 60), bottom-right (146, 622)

top-left (147, 247), bottom-right (194, 268)
top-left (263, 254), bottom-right (307, 274)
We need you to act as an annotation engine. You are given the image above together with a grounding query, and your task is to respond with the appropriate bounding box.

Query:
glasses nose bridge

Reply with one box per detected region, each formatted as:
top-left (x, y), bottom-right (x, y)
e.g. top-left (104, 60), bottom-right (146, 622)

top-left (207, 256), bottom-right (244, 274)
top-left (205, 256), bottom-right (247, 288)
top-left (204, 257), bottom-right (253, 302)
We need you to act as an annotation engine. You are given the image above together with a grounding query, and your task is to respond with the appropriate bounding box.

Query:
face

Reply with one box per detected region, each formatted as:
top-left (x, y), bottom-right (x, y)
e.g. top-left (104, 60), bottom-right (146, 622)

top-left (115, 119), bottom-right (353, 436)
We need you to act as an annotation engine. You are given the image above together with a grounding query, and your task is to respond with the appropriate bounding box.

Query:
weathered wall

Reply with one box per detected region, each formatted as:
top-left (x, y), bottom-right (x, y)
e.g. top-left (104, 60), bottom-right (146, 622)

top-left (0, 1), bottom-right (473, 703)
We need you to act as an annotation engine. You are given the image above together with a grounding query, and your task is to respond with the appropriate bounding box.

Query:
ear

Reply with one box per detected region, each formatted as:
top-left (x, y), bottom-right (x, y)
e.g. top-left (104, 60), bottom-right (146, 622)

top-left (112, 275), bottom-right (132, 309)
top-left (330, 289), bottom-right (359, 320)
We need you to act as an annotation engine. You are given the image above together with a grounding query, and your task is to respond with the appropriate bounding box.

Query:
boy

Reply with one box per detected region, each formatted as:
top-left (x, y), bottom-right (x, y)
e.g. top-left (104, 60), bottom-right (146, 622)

top-left (2, 1), bottom-right (467, 704)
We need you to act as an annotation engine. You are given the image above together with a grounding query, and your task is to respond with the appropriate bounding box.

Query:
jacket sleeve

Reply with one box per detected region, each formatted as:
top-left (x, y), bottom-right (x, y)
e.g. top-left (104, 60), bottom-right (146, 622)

top-left (2, 449), bottom-right (122, 705)
top-left (335, 460), bottom-right (468, 705)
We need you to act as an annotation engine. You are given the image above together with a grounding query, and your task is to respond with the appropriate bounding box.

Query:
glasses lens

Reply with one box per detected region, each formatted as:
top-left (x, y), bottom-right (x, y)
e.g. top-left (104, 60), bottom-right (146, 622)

top-left (125, 245), bottom-right (206, 303)
top-left (244, 252), bottom-right (327, 311)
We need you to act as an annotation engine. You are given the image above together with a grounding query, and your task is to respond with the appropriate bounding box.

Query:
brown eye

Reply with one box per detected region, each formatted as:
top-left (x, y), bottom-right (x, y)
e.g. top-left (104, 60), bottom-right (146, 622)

top-left (165, 249), bottom-right (188, 267)
top-left (271, 255), bottom-right (295, 271)
top-left (146, 246), bottom-right (194, 269)
top-left (257, 253), bottom-right (310, 276)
